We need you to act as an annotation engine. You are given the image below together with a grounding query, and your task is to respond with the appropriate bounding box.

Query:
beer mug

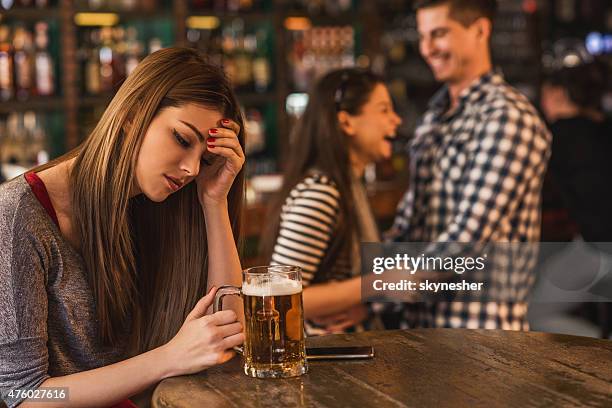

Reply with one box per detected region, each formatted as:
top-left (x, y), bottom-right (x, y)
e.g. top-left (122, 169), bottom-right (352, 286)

top-left (213, 265), bottom-right (308, 378)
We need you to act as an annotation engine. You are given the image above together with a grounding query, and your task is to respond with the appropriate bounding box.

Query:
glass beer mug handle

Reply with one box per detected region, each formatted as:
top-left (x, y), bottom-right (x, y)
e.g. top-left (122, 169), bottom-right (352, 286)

top-left (213, 285), bottom-right (244, 355)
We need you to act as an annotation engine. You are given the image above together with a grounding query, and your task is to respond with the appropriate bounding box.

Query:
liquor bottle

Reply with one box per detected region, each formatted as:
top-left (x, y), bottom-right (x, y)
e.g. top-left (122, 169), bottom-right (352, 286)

top-left (13, 25), bottom-right (34, 101)
top-left (111, 27), bottom-right (127, 86)
top-left (252, 28), bottom-right (271, 93)
top-left (124, 27), bottom-right (141, 77)
top-left (206, 29), bottom-right (224, 67)
top-left (27, 112), bottom-right (49, 166)
top-left (34, 22), bottom-right (55, 96)
top-left (233, 31), bottom-right (254, 90)
top-left (85, 29), bottom-right (102, 95)
top-left (99, 27), bottom-right (114, 93)
top-left (0, 25), bottom-right (14, 102)
top-left (288, 25), bottom-right (355, 91)
top-left (1, 113), bottom-right (21, 165)
top-left (221, 24), bottom-right (238, 85)
top-left (6, 113), bottom-right (28, 166)
top-left (340, 26), bottom-right (354, 66)
top-left (289, 31), bottom-right (310, 91)
top-left (244, 108), bottom-right (265, 155)
top-left (0, 111), bottom-right (49, 168)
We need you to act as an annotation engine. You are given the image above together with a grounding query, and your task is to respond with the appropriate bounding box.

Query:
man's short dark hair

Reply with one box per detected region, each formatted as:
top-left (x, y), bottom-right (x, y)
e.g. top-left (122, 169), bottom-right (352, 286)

top-left (544, 61), bottom-right (608, 110)
top-left (414, 0), bottom-right (498, 27)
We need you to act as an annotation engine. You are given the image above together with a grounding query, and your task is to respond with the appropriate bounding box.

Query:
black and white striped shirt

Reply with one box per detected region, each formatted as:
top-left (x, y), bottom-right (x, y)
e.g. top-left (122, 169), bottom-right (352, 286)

top-left (271, 173), bottom-right (345, 286)
top-left (271, 173), bottom-right (364, 335)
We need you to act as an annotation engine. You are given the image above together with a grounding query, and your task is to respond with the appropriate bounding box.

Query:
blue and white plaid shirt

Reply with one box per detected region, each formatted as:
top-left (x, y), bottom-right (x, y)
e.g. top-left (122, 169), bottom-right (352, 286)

top-left (381, 72), bottom-right (552, 330)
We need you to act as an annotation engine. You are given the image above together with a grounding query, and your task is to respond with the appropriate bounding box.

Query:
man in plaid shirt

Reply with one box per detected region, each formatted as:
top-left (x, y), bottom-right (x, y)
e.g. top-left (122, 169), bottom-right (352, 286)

top-left (381, 0), bottom-right (552, 330)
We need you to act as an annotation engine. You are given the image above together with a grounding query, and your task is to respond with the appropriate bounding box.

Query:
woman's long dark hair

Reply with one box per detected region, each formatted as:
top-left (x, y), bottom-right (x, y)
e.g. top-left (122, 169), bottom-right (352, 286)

top-left (33, 48), bottom-right (245, 354)
top-left (260, 68), bottom-right (382, 280)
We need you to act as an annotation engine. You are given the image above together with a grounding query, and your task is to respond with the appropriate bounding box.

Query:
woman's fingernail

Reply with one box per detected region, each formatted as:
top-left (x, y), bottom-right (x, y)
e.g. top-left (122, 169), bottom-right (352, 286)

top-left (208, 137), bottom-right (216, 143)
top-left (222, 119), bottom-right (230, 124)
top-left (209, 128), bottom-right (218, 134)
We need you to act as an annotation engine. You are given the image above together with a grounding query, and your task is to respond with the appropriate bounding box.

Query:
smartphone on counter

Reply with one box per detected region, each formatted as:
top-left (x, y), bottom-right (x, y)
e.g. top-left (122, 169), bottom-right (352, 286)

top-left (306, 346), bottom-right (374, 360)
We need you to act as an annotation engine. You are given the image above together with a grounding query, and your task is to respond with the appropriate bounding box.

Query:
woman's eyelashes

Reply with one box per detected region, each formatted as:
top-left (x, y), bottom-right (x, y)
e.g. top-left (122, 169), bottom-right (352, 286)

top-left (173, 128), bottom-right (191, 148)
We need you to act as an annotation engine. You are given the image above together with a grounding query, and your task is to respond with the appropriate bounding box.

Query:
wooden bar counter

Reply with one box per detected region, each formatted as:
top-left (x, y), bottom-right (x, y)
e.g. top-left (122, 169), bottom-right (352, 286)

top-left (151, 329), bottom-right (612, 407)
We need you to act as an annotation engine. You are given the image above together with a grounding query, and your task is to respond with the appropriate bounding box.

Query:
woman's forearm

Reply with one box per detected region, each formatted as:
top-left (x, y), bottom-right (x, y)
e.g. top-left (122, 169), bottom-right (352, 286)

top-left (22, 345), bottom-right (172, 408)
top-left (202, 199), bottom-right (243, 316)
top-left (302, 276), bottom-right (362, 319)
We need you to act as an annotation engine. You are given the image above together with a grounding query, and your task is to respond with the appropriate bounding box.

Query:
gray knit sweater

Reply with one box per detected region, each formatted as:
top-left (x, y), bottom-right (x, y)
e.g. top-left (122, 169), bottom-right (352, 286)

top-left (0, 175), bottom-right (127, 407)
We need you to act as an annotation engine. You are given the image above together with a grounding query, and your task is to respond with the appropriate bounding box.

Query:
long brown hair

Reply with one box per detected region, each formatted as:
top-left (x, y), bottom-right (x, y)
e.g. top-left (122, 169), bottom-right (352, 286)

top-left (37, 47), bottom-right (245, 354)
top-left (260, 68), bottom-right (382, 280)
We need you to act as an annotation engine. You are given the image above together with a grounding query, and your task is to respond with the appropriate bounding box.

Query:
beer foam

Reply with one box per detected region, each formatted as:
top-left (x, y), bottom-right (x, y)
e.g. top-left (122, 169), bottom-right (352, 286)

top-left (242, 277), bottom-right (302, 296)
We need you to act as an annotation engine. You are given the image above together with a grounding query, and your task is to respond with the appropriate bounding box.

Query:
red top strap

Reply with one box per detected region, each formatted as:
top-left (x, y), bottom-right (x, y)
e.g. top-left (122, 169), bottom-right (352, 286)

top-left (24, 172), bottom-right (138, 408)
top-left (25, 172), bottom-right (60, 228)
top-left (111, 400), bottom-right (138, 408)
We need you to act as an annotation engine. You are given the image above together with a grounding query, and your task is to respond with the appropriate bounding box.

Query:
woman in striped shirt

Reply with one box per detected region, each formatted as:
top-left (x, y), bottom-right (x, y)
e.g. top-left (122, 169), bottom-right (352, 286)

top-left (261, 68), bottom-right (402, 335)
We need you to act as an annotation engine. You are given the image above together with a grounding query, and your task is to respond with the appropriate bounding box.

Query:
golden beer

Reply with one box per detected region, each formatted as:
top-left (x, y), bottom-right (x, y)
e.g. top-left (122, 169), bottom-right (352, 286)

top-left (214, 265), bottom-right (308, 378)
top-left (242, 281), bottom-right (306, 378)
